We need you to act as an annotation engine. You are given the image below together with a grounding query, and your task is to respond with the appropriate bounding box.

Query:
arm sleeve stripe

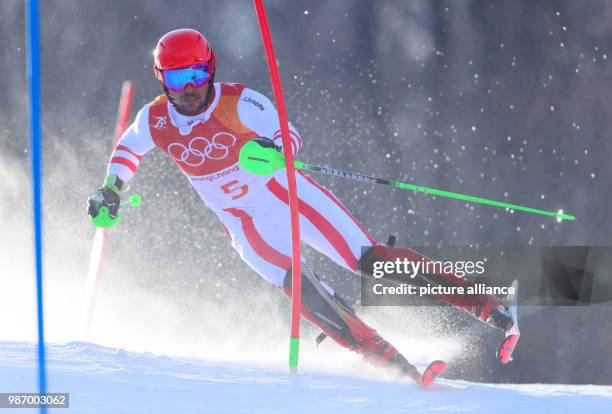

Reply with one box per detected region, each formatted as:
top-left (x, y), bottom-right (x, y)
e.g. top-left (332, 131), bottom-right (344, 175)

top-left (273, 129), bottom-right (302, 151)
top-left (113, 150), bottom-right (141, 166)
top-left (110, 156), bottom-right (138, 173)
top-left (289, 131), bottom-right (302, 148)
top-left (272, 137), bottom-right (298, 156)
top-left (115, 145), bottom-right (143, 160)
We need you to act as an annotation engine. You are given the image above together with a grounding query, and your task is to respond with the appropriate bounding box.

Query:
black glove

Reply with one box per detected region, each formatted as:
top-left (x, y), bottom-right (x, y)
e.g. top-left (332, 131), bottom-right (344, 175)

top-left (87, 175), bottom-right (124, 219)
top-left (252, 136), bottom-right (282, 152)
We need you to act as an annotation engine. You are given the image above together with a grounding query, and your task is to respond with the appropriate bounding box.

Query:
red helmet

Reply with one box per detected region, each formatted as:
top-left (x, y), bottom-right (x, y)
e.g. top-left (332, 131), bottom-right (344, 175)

top-left (153, 29), bottom-right (216, 82)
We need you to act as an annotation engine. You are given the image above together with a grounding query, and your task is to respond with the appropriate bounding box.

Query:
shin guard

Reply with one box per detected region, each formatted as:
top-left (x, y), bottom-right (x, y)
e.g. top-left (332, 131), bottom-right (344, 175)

top-left (282, 267), bottom-right (419, 380)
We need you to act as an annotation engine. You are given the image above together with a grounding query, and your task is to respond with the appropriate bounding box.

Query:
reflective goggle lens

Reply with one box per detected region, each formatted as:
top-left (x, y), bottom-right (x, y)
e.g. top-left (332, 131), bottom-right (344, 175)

top-left (162, 64), bottom-right (211, 91)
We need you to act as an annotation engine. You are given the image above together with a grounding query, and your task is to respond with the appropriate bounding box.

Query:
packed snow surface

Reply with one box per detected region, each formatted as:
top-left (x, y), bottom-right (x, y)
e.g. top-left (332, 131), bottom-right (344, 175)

top-left (1, 341), bottom-right (611, 414)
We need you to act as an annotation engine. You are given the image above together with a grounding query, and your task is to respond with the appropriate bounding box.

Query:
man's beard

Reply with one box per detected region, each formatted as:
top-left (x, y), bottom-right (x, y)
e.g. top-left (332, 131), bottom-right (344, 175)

top-left (176, 95), bottom-right (206, 115)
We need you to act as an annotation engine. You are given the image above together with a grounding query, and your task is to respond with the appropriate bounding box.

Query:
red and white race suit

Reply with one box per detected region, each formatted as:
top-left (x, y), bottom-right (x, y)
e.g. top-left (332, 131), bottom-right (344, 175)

top-left (107, 82), bottom-right (377, 288)
top-left (105, 81), bottom-right (505, 372)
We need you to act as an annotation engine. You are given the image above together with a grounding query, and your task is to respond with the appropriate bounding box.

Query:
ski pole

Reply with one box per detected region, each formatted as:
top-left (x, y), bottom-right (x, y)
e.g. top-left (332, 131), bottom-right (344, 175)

top-left (239, 141), bottom-right (576, 222)
top-left (121, 193), bottom-right (142, 208)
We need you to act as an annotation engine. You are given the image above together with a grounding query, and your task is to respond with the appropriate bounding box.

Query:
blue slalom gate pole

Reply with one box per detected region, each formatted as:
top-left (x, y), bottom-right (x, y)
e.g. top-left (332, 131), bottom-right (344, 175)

top-left (26, 0), bottom-right (48, 411)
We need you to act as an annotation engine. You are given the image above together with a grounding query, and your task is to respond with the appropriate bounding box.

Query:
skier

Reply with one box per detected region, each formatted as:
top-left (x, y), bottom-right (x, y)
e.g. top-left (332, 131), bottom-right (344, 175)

top-left (87, 28), bottom-right (516, 385)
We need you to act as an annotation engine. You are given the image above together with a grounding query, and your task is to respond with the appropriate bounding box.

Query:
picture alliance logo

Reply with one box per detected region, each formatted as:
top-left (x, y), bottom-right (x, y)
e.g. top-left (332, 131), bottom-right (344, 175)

top-left (167, 132), bottom-right (237, 167)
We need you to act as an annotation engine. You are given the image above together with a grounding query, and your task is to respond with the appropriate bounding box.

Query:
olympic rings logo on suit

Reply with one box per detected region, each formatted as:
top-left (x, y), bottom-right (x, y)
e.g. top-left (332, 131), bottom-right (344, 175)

top-left (167, 132), bottom-right (237, 167)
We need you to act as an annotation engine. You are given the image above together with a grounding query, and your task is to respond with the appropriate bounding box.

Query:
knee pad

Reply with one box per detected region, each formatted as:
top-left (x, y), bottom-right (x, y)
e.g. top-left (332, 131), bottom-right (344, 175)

top-left (282, 267), bottom-right (404, 366)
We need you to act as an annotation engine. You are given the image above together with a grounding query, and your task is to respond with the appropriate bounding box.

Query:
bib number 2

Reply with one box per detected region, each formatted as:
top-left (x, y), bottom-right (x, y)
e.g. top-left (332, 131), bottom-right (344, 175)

top-left (221, 180), bottom-right (249, 200)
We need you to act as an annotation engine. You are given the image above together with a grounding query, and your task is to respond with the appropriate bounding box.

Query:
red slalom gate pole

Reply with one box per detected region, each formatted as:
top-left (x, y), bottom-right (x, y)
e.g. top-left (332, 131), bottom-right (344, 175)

top-left (84, 81), bottom-right (134, 335)
top-left (114, 81), bottom-right (135, 142)
top-left (253, 0), bottom-right (302, 372)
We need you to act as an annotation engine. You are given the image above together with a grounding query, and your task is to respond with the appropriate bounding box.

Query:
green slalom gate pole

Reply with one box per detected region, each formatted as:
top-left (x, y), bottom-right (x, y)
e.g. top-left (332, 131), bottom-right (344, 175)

top-left (239, 141), bottom-right (576, 222)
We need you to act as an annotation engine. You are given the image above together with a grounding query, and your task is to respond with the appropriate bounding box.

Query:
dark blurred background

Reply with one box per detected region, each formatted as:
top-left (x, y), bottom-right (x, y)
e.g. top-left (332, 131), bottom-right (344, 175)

top-left (1, 0), bottom-right (611, 384)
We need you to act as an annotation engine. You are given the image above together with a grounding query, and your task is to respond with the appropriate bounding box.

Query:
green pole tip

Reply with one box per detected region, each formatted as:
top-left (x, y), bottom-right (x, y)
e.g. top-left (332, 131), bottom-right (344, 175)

top-left (89, 206), bottom-right (122, 228)
top-left (556, 210), bottom-right (576, 222)
top-left (129, 194), bottom-right (142, 207)
top-left (239, 141), bottom-right (286, 176)
top-left (289, 337), bottom-right (300, 371)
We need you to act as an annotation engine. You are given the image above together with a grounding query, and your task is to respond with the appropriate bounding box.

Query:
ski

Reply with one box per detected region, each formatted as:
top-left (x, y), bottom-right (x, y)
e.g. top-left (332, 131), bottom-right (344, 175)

top-left (419, 360), bottom-right (447, 389)
top-left (497, 279), bottom-right (520, 364)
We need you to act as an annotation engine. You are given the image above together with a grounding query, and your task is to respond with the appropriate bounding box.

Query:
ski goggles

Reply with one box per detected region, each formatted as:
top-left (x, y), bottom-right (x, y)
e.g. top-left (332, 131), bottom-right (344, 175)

top-left (162, 64), bottom-right (212, 91)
